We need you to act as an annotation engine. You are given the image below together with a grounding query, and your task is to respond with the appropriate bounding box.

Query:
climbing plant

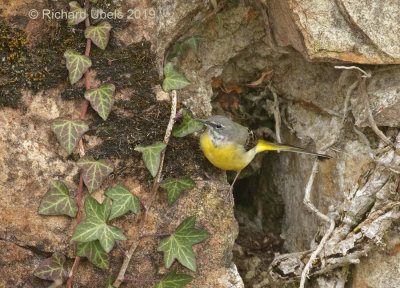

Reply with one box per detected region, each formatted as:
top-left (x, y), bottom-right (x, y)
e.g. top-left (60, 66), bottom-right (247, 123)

top-left (35, 1), bottom-right (209, 287)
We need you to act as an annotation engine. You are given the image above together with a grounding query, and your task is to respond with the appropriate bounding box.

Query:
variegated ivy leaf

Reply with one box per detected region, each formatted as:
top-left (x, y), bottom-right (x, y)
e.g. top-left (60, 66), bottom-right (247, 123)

top-left (105, 185), bottom-right (139, 220)
top-left (34, 252), bottom-right (68, 282)
top-left (51, 118), bottom-right (89, 155)
top-left (172, 109), bottom-right (204, 137)
top-left (68, 1), bottom-right (87, 26)
top-left (76, 240), bottom-right (109, 269)
top-left (84, 22), bottom-right (112, 50)
top-left (160, 176), bottom-right (195, 205)
top-left (157, 216), bottom-right (210, 272)
top-left (77, 157), bottom-right (113, 193)
top-left (162, 62), bottom-right (191, 91)
top-left (38, 181), bottom-right (78, 217)
top-left (134, 142), bottom-right (167, 177)
top-left (183, 35), bottom-right (202, 51)
top-left (155, 270), bottom-right (193, 288)
top-left (84, 84), bottom-right (115, 121)
top-left (64, 50), bottom-right (92, 85)
top-left (72, 197), bottom-right (126, 253)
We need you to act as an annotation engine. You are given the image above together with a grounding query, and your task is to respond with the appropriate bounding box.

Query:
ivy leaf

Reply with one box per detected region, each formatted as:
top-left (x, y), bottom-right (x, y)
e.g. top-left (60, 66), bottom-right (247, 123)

top-left (68, 1), bottom-right (87, 26)
top-left (155, 270), bottom-right (193, 288)
top-left (77, 157), bottom-right (114, 193)
top-left (160, 176), bottom-right (195, 205)
top-left (135, 142), bottom-right (167, 177)
top-left (76, 240), bottom-right (109, 269)
top-left (51, 118), bottom-right (89, 155)
top-left (157, 216), bottom-right (210, 272)
top-left (72, 197), bottom-right (126, 253)
top-left (84, 22), bottom-right (112, 50)
top-left (34, 252), bottom-right (68, 282)
top-left (38, 181), bottom-right (78, 217)
top-left (84, 84), bottom-right (115, 121)
top-left (64, 50), bottom-right (92, 85)
top-left (172, 109), bottom-right (204, 137)
top-left (163, 63), bottom-right (191, 91)
top-left (183, 35), bottom-right (202, 51)
top-left (167, 42), bottom-right (184, 60)
top-left (105, 185), bottom-right (139, 220)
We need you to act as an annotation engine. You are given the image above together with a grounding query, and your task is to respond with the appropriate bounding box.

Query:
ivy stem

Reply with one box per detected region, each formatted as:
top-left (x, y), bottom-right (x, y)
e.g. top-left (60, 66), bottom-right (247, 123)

top-left (66, 1), bottom-right (92, 287)
top-left (113, 90), bottom-right (178, 288)
top-left (139, 233), bottom-right (171, 239)
top-left (115, 240), bottom-right (128, 258)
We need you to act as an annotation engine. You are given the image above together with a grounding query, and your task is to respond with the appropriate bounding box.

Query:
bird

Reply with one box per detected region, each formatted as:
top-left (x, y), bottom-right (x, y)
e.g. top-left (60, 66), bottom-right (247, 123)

top-left (197, 115), bottom-right (331, 191)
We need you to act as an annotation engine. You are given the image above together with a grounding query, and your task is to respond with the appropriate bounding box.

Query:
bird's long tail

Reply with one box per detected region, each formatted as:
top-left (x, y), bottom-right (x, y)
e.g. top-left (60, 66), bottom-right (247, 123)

top-left (255, 140), bottom-right (331, 160)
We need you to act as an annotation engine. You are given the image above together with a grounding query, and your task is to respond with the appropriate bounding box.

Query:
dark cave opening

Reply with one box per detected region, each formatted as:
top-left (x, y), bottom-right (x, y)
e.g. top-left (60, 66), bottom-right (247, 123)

top-left (231, 152), bottom-right (286, 286)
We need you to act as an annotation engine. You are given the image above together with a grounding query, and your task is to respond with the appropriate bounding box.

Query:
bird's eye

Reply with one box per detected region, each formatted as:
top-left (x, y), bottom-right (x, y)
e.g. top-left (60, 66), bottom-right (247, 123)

top-left (215, 124), bottom-right (222, 129)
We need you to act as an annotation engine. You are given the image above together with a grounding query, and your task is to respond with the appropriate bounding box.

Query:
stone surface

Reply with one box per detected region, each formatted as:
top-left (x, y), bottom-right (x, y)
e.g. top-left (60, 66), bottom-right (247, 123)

top-left (0, 89), bottom-right (240, 287)
top-left (351, 230), bottom-right (400, 288)
top-left (268, 0), bottom-right (400, 64)
top-left (3, 0), bottom-right (400, 287)
top-left (351, 69), bottom-right (400, 127)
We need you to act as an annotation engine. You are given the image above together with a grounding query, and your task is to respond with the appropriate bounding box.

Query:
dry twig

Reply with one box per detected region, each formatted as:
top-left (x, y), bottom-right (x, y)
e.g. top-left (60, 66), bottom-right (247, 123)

top-left (113, 90), bottom-right (178, 287)
top-left (335, 65), bottom-right (393, 146)
top-left (334, 65), bottom-right (371, 78)
top-left (300, 138), bottom-right (337, 288)
top-left (342, 80), bottom-right (359, 122)
top-left (359, 77), bottom-right (394, 147)
top-left (151, 90), bottom-right (178, 200)
top-left (269, 84), bottom-right (282, 143)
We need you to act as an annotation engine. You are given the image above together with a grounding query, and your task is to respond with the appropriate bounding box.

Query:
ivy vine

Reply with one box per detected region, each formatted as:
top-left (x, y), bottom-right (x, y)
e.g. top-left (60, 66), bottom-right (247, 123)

top-left (35, 0), bottom-right (208, 287)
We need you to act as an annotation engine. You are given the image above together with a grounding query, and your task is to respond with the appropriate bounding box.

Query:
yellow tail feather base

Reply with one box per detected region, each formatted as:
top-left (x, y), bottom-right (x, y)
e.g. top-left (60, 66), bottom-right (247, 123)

top-left (255, 140), bottom-right (331, 159)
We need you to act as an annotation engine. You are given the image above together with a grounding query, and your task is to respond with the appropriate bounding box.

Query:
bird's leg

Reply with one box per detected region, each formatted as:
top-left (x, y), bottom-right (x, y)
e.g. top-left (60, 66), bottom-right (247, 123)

top-left (229, 170), bottom-right (241, 193)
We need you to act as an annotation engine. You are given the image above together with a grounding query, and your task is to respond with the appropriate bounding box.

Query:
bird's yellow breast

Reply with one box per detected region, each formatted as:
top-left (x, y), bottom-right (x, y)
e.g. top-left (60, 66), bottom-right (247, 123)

top-left (200, 131), bottom-right (254, 171)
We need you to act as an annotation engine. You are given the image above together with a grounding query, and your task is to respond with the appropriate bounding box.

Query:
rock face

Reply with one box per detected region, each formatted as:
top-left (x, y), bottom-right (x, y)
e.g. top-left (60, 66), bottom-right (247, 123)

top-left (351, 69), bottom-right (400, 127)
top-left (268, 0), bottom-right (400, 64)
top-left (351, 231), bottom-right (400, 288)
top-left (1, 0), bottom-right (241, 287)
top-left (2, 0), bottom-right (400, 287)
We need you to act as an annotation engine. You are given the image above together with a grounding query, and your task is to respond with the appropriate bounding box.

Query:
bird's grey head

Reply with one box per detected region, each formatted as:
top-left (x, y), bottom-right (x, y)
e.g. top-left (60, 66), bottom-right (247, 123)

top-left (198, 115), bottom-right (248, 145)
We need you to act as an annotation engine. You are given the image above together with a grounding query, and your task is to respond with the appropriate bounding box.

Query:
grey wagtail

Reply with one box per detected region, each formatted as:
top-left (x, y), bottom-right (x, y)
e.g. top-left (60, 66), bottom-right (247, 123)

top-left (197, 115), bottom-right (331, 189)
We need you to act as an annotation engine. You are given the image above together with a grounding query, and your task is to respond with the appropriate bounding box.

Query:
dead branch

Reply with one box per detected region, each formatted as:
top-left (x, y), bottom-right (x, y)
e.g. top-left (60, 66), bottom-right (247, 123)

top-left (359, 77), bottom-right (394, 147)
top-left (334, 66), bottom-right (371, 78)
top-left (335, 65), bottom-right (392, 146)
top-left (269, 132), bottom-right (400, 284)
top-left (151, 90), bottom-right (178, 199)
top-left (300, 138), bottom-right (337, 288)
top-left (271, 67), bottom-right (400, 287)
top-left (342, 80), bottom-right (359, 122)
top-left (270, 202), bottom-right (400, 283)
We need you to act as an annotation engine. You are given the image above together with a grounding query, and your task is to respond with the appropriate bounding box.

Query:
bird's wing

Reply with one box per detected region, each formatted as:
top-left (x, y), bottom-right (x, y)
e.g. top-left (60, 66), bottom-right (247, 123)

top-left (244, 129), bottom-right (258, 151)
top-left (226, 121), bottom-right (257, 151)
